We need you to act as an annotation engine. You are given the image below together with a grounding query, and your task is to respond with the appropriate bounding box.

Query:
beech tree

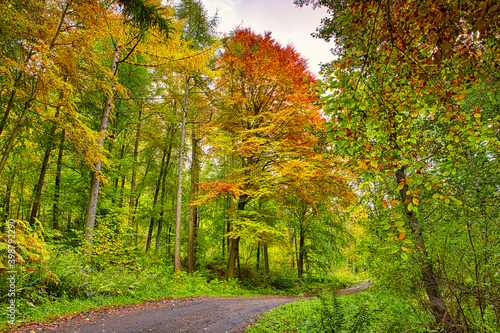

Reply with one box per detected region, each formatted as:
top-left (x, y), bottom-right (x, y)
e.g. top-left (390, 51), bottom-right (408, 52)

top-left (297, 0), bottom-right (500, 329)
top-left (199, 28), bottom-right (326, 279)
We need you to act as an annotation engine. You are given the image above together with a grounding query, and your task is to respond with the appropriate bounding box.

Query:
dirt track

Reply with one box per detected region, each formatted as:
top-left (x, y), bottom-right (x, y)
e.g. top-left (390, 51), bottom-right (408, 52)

top-left (13, 296), bottom-right (305, 333)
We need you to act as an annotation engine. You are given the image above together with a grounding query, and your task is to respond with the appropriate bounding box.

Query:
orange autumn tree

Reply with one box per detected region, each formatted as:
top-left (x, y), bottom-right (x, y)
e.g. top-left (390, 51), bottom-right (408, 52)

top-left (277, 136), bottom-right (356, 278)
top-left (200, 28), bottom-right (325, 279)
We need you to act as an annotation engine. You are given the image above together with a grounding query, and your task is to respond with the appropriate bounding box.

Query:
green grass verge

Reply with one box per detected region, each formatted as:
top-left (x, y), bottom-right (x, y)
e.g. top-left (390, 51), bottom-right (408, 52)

top-left (247, 288), bottom-right (435, 333)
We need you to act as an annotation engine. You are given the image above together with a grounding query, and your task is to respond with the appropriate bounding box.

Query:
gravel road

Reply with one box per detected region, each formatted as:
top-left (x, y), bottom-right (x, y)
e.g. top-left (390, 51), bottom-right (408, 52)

top-left (13, 296), bottom-right (305, 333)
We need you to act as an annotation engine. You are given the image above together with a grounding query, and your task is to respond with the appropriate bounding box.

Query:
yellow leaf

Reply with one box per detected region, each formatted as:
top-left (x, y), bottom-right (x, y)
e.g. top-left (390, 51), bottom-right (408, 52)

top-left (458, 94), bottom-right (466, 100)
top-left (401, 246), bottom-right (409, 252)
top-left (399, 232), bottom-right (405, 240)
top-left (413, 198), bottom-right (419, 205)
top-left (382, 202), bottom-right (389, 209)
top-left (413, 189), bottom-right (420, 196)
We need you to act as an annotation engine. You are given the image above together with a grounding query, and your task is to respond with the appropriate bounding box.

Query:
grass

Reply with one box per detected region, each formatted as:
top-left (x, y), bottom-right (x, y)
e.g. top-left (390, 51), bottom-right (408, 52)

top-left (0, 268), bottom-right (360, 331)
top-left (0, 268), bottom-right (275, 331)
top-left (247, 287), bottom-right (435, 333)
top-left (0, 231), bottom-right (361, 332)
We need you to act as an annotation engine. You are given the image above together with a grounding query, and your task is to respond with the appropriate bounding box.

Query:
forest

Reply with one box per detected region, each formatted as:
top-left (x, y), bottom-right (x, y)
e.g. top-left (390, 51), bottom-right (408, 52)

top-left (0, 0), bottom-right (499, 332)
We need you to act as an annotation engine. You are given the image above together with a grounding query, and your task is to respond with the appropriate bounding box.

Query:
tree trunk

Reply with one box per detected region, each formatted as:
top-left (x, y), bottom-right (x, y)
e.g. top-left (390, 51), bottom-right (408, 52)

top-left (264, 243), bottom-right (270, 274)
top-left (298, 223), bottom-right (305, 279)
top-left (187, 129), bottom-right (200, 273)
top-left (52, 130), bottom-right (65, 230)
top-left (156, 128), bottom-right (174, 254)
top-left (84, 42), bottom-right (120, 243)
top-left (396, 167), bottom-right (448, 325)
top-left (226, 197), bottom-right (247, 279)
top-left (29, 108), bottom-right (60, 227)
top-left (174, 75), bottom-right (190, 272)
top-left (145, 147), bottom-right (167, 253)
top-left (129, 106), bottom-right (142, 227)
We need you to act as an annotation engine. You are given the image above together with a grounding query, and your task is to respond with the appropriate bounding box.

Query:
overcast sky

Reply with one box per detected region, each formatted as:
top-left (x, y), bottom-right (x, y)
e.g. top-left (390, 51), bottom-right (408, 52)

top-left (201, 0), bottom-right (334, 76)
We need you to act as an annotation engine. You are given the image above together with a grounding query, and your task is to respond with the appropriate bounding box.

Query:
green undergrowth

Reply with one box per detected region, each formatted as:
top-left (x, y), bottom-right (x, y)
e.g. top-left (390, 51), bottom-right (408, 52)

top-left (0, 246), bottom-right (355, 331)
top-left (0, 222), bottom-right (359, 331)
top-left (247, 287), bottom-right (435, 333)
top-left (0, 253), bottom-right (270, 331)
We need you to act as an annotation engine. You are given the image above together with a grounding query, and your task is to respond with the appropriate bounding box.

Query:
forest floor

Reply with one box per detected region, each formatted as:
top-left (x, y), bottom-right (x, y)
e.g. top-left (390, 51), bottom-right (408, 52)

top-left (9, 282), bottom-right (370, 333)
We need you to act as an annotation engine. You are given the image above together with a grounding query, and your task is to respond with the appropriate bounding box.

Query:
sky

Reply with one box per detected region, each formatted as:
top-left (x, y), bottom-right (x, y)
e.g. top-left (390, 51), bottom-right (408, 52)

top-left (201, 0), bottom-right (334, 76)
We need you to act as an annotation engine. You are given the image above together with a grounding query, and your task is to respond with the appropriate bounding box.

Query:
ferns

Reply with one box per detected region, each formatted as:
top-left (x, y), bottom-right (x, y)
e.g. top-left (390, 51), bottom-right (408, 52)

top-left (318, 292), bottom-right (345, 332)
top-left (316, 292), bottom-right (371, 333)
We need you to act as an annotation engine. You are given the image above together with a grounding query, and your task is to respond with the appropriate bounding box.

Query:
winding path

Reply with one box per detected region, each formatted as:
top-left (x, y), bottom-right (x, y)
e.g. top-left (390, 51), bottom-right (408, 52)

top-left (13, 282), bottom-right (370, 333)
top-left (14, 296), bottom-right (305, 333)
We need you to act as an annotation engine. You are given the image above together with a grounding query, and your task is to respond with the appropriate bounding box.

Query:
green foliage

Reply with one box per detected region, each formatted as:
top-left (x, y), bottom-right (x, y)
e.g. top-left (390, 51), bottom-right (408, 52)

top-left (0, 220), bottom-right (56, 315)
top-left (248, 289), bottom-right (433, 333)
top-left (0, 245), bottom-right (276, 329)
top-left (117, 0), bottom-right (173, 37)
top-left (78, 214), bottom-right (141, 270)
top-left (316, 293), bottom-right (346, 332)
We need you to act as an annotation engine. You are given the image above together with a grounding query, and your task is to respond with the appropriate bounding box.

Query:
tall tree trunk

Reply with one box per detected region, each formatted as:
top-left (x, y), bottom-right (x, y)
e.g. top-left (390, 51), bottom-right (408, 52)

top-left (156, 128), bottom-right (174, 254)
top-left (174, 76), bottom-right (190, 271)
top-left (85, 42), bottom-right (120, 243)
top-left (129, 107), bottom-right (142, 227)
top-left (145, 147), bottom-right (167, 253)
top-left (264, 243), bottom-right (270, 274)
top-left (29, 108), bottom-right (60, 227)
top-left (187, 129), bottom-right (200, 273)
top-left (396, 167), bottom-right (448, 325)
top-left (226, 197), bottom-right (247, 279)
top-left (298, 223), bottom-right (305, 279)
top-left (52, 130), bottom-right (65, 230)
top-left (155, 168), bottom-right (167, 254)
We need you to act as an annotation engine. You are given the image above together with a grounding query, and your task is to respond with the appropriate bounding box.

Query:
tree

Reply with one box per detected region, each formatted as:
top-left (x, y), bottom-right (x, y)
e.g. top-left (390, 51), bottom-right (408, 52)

top-left (277, 149), bottom-right (356, 278)
top-left (200, 28), bottom-right (322, 279)
top-left (169, 0), bottom-right (218, 272)
top-left (301, 0), bottom-right (500, 329)
top-left (83, 0), bottom-right (172, 243)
